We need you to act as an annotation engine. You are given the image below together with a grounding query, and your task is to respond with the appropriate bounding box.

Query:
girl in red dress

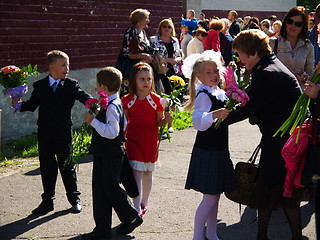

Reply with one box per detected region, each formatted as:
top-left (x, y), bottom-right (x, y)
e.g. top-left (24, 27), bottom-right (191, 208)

top-left (122, 62), bottom-right (170, 216)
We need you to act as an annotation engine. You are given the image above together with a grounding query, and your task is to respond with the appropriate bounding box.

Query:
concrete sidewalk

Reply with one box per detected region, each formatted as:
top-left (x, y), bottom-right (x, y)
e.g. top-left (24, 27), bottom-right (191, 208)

top-left (0, 121), bottom-right (316, 240)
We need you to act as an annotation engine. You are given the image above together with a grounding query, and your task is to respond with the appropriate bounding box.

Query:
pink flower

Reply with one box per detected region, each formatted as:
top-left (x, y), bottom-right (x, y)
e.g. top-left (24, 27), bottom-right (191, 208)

top-left (1, 65), bottom-right (20, 74)
top-left (223, 66), bottom-right (236, 86)
top-left (98, 91), bottom-right (108, 98)
top-left (85, 98), bottom-right (99, 108)
top-left (99, 98), bottom-right (108, 109)
top-left (231, 92), bottom-right (242, 103)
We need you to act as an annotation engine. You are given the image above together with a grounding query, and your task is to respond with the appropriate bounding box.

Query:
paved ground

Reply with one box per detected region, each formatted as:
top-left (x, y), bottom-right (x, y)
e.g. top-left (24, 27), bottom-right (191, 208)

top-left (0, 120), bottom-right (316, 240)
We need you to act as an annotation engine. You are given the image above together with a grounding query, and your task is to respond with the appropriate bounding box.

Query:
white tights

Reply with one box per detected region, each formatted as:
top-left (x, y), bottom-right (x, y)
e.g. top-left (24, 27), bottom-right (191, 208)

top-left (132, 170), bottom-right (153, 214)
top-left (193, 194), bottom-right (220, 240)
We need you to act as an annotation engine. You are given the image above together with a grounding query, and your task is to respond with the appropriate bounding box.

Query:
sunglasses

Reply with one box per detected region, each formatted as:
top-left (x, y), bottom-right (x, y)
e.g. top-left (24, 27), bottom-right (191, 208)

top-left (162, 25), bottom-right (172, 29)
top-left (286, 18), bottom-right (303, 27)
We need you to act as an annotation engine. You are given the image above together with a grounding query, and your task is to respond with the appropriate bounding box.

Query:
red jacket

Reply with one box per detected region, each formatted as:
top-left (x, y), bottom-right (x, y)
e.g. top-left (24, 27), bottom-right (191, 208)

top-left (203, 29), bottom-right (220, 52)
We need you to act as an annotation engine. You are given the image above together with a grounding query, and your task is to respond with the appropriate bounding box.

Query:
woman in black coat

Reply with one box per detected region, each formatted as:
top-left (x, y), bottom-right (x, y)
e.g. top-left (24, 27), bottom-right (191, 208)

top-left (223, 30), bottom-right (302, 240)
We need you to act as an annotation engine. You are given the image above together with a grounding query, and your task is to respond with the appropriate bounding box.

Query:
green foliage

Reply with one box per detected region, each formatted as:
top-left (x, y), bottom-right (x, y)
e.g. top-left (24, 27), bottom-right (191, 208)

top-left (21, 144), bottom-right (39, 157)
top-left (0, 134), bottom-right (38, 163)
top-left (0, 64), bottom-right (38, 89)
top-left (297, 0), bottom-right (319, 10)
top-left (172, 109), bottom-right (193, 130)
top-left (13, 134), bottom-right (38, 151)
top-left (65, 124), bottom-right (93, 167)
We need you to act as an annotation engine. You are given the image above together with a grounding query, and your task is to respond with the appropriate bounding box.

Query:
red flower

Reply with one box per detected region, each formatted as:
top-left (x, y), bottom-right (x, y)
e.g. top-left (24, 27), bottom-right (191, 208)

top-left (1, 65), bottom-right (20, 74)
top-left (85, 98), bottom-right (99, 114)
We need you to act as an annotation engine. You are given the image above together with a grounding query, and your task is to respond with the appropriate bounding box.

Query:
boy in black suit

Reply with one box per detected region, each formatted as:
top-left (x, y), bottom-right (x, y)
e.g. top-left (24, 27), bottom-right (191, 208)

top-left (82, 67), bottom-right (142, 240)
top-left (12, 50), bottom-right (91, 215)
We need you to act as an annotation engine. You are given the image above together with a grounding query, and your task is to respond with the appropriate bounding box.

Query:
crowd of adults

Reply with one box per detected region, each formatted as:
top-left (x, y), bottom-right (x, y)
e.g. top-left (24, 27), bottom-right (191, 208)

top-left (114, 5), bottom-right (320, 240)
top-left (118, 6), bottom-right (320, 101)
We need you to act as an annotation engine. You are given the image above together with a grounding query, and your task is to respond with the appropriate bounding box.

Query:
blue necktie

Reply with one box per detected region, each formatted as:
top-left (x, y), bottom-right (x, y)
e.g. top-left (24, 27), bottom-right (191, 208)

top-left (52, 82), bottom-right (58, 93)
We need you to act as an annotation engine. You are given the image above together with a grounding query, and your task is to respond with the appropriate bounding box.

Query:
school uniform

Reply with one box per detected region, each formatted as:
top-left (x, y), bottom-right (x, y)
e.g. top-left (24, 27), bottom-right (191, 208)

top-left (185, 84), bottom-right (236, 195)
top-left (89, 94), bottom-right (138, 237)
top-left (20, 75), bottom-right (91, 207)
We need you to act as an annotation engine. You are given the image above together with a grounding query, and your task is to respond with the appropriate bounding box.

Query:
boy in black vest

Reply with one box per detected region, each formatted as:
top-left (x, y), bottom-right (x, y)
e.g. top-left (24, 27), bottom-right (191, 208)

top-left (83, 67), bottom-right (142, 240)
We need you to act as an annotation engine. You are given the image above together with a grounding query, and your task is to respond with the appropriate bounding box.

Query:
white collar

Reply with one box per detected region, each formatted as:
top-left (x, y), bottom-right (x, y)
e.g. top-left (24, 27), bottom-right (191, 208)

top-left (108, 93), bottom-right (118, 102)
top-left (49, 75), bottom-right (60, 86)
top-left (127, 93), bottom-right (157, 110)
top-left (196, 83), bottom-right (227, 102)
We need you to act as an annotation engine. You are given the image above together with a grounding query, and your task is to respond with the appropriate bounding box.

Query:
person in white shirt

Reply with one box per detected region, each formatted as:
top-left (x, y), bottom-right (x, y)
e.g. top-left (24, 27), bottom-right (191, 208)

top-left (83, 67), bottom-right (142, 239)
top-left (186, 28), bottom-right (208, 56)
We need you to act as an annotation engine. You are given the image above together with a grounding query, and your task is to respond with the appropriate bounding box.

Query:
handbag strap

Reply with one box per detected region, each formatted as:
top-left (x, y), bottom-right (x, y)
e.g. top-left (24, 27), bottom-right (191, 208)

top-left (248, 142), bottom-right (262, 165)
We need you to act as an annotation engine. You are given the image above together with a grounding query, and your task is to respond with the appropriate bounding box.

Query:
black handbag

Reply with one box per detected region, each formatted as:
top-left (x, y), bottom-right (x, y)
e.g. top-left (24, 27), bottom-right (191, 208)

top-left (225, 143), bottom-right (261, 205)
top-left (115, 52), bottom-right (138, 80)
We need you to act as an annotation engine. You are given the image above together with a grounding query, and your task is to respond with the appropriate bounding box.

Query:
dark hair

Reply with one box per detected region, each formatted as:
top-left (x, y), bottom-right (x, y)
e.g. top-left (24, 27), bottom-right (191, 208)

top-left (248, 17), bottom-right (260, 26)
top-left (280, 6), bottom-right (309, 40)
top-left (268, 15), bottom-right (277, 21)
top-left (248, 22), bottom-right (260, 30)
top-left (96, 67), bottom-right (122, 92)
top-left (198, 20), bottom-right (209, 31)
top-left (128, 62), bottom-right (155, 94)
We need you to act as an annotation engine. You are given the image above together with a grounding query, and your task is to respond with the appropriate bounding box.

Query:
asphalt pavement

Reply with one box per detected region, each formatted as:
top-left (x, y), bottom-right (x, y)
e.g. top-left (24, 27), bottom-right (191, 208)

top-left (0, 120), bottom-right (317, 240)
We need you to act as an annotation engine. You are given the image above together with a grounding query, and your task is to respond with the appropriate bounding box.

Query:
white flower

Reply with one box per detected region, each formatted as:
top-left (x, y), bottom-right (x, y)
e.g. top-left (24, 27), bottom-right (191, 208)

top-left (160, 97), bottom-right (172, 108)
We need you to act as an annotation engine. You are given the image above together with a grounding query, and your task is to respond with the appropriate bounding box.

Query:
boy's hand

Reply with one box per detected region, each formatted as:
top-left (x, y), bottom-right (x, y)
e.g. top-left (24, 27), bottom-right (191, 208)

top-left (12, 98), bottom-right (20, 106)
top-left (84, 112), bottom-right (94, 124)
top-left (213, 108), bottom-right (230, 120)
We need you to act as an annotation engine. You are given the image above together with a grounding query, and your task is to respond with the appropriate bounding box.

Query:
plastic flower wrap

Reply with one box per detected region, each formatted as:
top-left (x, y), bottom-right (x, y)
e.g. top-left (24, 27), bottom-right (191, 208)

top-left (274, 62), bottom-right (320, 143)
top-left (215, 66), bottom-right (250, 128)
top-left (0, 64), bottom-right (39, 112)
top-left (85, 91), bottom-right (108, 114)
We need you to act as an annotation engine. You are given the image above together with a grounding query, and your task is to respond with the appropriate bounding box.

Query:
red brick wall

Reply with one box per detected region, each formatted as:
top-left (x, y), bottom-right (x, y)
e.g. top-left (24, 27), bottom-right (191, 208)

top-left (0, 0), bottom-right (182, 71)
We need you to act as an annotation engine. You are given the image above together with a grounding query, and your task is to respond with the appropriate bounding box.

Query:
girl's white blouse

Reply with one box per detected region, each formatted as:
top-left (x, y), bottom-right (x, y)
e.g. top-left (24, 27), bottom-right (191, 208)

top-left (192, 83), bottom-right (227, 131)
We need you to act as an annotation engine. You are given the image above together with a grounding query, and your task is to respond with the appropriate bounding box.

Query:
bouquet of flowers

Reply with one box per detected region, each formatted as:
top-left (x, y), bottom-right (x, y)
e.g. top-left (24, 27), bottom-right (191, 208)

top-left (85, 91), bottom-right (108, 114)
top-left (215, 66), bottom-right (250, 128)
top-left (156, 75), bottom-right (186, 156)
top-left (0, 64), bottom-right (39, 111)
top-left (273, 62), bottom-right (320, 143)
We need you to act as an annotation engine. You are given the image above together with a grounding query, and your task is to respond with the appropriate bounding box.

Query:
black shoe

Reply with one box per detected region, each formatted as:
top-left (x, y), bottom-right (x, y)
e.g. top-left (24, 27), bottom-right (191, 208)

top-left (116, 215), bottom-right (143, 235)
top-left (70, 200), bottom-right (82, 213)
top-left (81, 232), bottom-right (111, 240)
top-left (32, 201), bottom-right (54, 215)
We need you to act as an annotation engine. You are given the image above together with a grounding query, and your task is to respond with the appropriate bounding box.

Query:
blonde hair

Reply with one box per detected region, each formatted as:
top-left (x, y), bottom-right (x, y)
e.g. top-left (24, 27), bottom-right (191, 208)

top-left (128, 62), bottom-right (155, 94)
top-left (157, 18), bottom-right (176, 37)
top-left (129, 9), bottom-right (150, 25)
top-left (47, 50), bottom-right (68, 66)
top-left (184, 57), bottom-right (222, 111)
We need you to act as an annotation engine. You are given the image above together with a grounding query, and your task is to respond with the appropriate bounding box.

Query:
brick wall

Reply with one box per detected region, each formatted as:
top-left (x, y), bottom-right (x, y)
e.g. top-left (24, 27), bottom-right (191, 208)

top-left (0, 0), bottom-right (183, 71)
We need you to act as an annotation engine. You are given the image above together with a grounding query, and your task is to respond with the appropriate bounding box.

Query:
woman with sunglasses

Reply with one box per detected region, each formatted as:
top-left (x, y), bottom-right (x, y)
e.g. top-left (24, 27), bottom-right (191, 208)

top-left (150, 19), bottom-right (182, 132)
top-left (269, 7), bottom-right (314, 89)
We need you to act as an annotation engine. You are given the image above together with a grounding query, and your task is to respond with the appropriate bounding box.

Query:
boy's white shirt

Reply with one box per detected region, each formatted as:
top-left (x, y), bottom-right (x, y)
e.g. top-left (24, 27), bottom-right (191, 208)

top-left (49, 75), bottom-right (60, 86)
top-left (192, 83), bottom-right (227, 131)
top-left (90, 93), bottom-right (127, 139)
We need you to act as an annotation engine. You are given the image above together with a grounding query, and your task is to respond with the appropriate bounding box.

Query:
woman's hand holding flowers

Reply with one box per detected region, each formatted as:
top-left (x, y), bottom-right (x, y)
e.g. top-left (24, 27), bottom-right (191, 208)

top-left (213, 108), bottom-right (231, 120)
